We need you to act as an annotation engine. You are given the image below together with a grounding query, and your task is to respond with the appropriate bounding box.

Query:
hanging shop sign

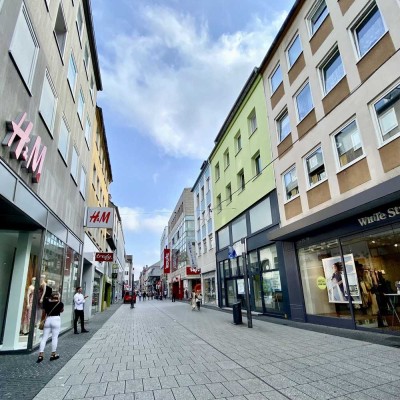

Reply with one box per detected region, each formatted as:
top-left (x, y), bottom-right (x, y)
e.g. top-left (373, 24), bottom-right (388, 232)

top-left (85, 207), bottom-right (114, 228)
top-left (163, 249), bottom-right (171, 273)
top-left (2, 112), bottom-right (47, 183)
top-left (95, 252), bottom-right (114, 262)
top-left (186, 266), bottom-right (201, 275)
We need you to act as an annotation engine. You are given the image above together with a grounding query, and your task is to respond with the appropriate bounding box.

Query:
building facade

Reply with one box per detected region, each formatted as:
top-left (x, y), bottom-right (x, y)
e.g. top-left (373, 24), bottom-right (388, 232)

top-left (0, 0), bottom-right (102, 351)
top-left (261, 0), bottom-right (400, 332)
top-left (192, 161), bottom-right (217, 305)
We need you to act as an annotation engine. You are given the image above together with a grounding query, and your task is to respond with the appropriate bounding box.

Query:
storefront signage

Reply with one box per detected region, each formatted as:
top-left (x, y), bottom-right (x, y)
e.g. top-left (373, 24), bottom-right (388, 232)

top-left (317, 276), bottom-right (327, 289)
top-left (2, 112), bottom-right (47, 183)
top-left (358, 206), bottom-right (400, 227)
top-left (186, 266), bottom-right (201, 275)
top-left (163, 249), bottom-right (171, 273)
top-left (95, 252), bottom-right (114, 262)
top-left (85, 207), bottom-right (114, 228)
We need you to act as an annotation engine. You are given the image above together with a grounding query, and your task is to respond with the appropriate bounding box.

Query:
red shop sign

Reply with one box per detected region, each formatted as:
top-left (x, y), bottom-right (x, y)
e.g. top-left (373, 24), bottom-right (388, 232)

top-left (95, 252), bottom-right (114, 262)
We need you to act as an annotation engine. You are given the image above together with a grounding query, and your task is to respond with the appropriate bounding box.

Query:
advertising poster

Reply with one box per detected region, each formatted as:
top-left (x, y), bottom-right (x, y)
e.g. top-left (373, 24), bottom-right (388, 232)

top-left (322, 254), bottom-right (361, 304)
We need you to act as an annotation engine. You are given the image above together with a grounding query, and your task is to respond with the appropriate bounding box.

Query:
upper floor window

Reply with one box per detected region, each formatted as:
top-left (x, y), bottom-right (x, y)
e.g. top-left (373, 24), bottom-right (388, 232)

top-left (58, 116), bottom-right (70, 162)
top-left (54, 3), bottom-right (67, 57)
top-left (70, 146), bottom-right (79, 183)
top-left (308, 0), bottom-right (329, 35)
top-left (226, 184), bottom-right (232, 204)
top-left (77, 88), bottom-right (85, 123)
top-left (287, 34), bottom-right (302, 68)
top-left (200, 186), bottom-right (204, 201)
top-left (76, 5), bottom-right (84, 42)
top-left (254, 153), bottom-right (262, 176)
top-left (295, 82), bottom-right (313, 122)
top-left (283, 166), bottom-right (299, 201)
top-left (39, 70), bottom-right (58, 135)
top-left (209, 233), bottom-right (214, 249)
top-left (67, 52), bottom-right (77, 96)
top-left (277, 109), bottom-right (291, 142)
top-left (305, 147), bottom-right (326, 187)
top-left (224, 150), bottom-right (230, 169)
top-left (9, 4), bottom-right (39, 90)
top-left (216, 194), bottom-right (222, 212)
top-left (248, 110), bottom-right (258, 135)
top-left (373, 83), bottom-right (400, 143)
top-left (202, 211), bottom-right (205, 226)
top-left (215, 163), bottom-right (220, 180)
top-left (205, 177), bottom-right (210, 193)
top-left (320, 48), bottom-right (344, 94)
top-left (235, 131), bottom-right (242, 153)
top-left (352, 3), bottom-right (386, 58)
top-left (333, 120), bottom-right (364, 169)
top-left (237, 169), bottom-right (245, 192)
top-left (80, 167), bottom-right (86, 198)
top-left (83, 42), bottom-right (90, 73)
top-left (196, 193), bottom-right (200, 207)
top-left (84, 116), bottom-right (91, 147)
top-left (270, 64), bottom-right (283, 93)
top-left (203, 238), bottom-right (207, 253)
top-left (89, 75), bottom-right (95, 102)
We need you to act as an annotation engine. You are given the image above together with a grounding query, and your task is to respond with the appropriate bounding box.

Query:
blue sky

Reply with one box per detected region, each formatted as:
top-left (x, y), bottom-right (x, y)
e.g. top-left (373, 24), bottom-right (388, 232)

top-left (92, 0), bottom-right (295, 274)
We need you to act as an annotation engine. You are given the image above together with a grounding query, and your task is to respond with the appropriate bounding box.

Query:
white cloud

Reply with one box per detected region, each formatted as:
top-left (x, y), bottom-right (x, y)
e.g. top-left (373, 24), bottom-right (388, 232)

top-left (119, 206), bottom-right (170, 234)
top-left (98, 5), bottom-right (288, 160)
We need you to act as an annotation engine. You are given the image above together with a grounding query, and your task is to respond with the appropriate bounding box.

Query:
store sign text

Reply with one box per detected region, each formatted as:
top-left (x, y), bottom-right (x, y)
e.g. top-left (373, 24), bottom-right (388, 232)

top-left (85, 207), bottom-right (114, 228)
top-left (358, 206), bottom-right (400, 227)
top-left (95, 252), bottom-right (114, 262)
top-left (2, 113), bottom-right (47, 183)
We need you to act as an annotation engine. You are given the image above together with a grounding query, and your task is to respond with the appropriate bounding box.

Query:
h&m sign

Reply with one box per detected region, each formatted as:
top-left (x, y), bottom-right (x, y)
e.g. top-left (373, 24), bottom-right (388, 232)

top-left (358, 206), bottom-right (400, 227)
top-left (2, 113), bottom-right (47, 183)
top-left (85, 207), bottom-right (115, 228)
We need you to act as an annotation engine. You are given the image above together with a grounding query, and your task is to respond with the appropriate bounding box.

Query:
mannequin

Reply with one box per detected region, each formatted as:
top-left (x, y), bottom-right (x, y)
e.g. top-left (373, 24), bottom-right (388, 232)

top-left (20, 277), bottom-right (36, 334)
top-left (38, 275), bottom-right (52, 325)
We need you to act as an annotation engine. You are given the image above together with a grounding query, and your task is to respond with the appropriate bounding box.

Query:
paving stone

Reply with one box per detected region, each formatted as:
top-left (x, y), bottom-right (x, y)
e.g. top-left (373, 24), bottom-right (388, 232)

top-left (189, 384), bottom-right (216, 399)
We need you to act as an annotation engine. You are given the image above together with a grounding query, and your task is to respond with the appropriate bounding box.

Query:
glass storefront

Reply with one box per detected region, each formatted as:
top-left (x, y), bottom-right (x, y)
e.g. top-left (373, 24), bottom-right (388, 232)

top-left (202, 272), bottom-right (216, 305)
top-left (298, 223), bottom-right (400, 331)
top-left (92, 273), bottom-right (101, 315)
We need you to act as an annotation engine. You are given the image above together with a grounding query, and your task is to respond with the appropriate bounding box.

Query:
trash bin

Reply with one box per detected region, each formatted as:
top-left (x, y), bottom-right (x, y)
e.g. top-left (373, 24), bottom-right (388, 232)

top-left (232, 302), bottom-right (242, 325)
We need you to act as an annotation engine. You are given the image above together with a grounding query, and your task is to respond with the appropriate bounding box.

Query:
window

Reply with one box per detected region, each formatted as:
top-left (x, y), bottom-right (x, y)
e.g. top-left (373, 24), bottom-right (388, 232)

top-left (287, 34), bottom-right (302, 68)
top-left (54, 3), bottom-right (67, 57)
top-left (203, 238), bottom-right (207, 253)
top-left (196, 193), bottom-right (200, 207)
top-left (226, 184), bottom-right (232, 204)
top-left (224, 150), bottom-right (230, 169)
top-left (305, 147), bottom-right (326, 187)
top-left (67, 52), bottom-right (77, 95)
top-left (216, 195), bottom-right (222, 212)
top-left (232, 215), bottom-right (247, 243)
top-left (80, 167), bottom-right (86, 198)
top-left (373, 83), bottom-right (400, 143)
top-left (250, 197), bottom-right (272, 233)
top-left (352, 3), bottom-right (386, 58)
top-left (89, 75), bottom-right (95, 102)
top-left (58, 116), bottom-right (70, 162)
top-left (39, 70), bottom-right (58, 135)
top-left (308, 0), bottom-right (329, 35)
top-left (235, 131), bottom-right (242, 153)
top-left (70, 146), bottom-right (79, 183)
top-left (76, 5), bottom-right (84, 42)
top-left (237, 170), bottom-right (245, 192)
top-left (320, 48), bottom-right (344, 94)
top-left (83, 42), bottom-right (90, 72)
top-left (92, 165), bottom-right (96, 188)
top-left (218, 226), bottom-right (229, 249)
top-left (333, 120), bottom-right (364, 168)
top-left (248, 110), bottom-right (257, 135)
top-left (202, 211), bottom-right (205, 226)
top-left (209, 233), bottom-right (214, 249)
top-left (283, 166), bottom-right (299, 201)
top-left (254, 154), bottom-right (262, 176)
top-left (207, 204), bottom-right (212, 219)
top-left (296, 82), bottom-right (313, 121)
top-left (215, 163), bottom-right (220, 180)
top-left (84, 116), bottom-right (91, 147)
top-left (270, 64), bottom-right (283, 93)
top-left (197, 242), bottom-right (202, 256)
top-left (9, 4), bottom-right (39, 89)
top-left (277, 110), bottom-right (291, 142)
top-left (77, 88), bottom-right (85, 123)
top-left (201, 186), bottom-right (204, 201)
top-left (205, 177), bottom-right (210, 192)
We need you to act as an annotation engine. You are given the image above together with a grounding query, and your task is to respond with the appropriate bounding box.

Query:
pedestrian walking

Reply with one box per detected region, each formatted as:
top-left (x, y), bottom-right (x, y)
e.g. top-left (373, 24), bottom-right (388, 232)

top-left (164, 289), bottom-right (167, 299)
top-left (172, 291), bottom-right (176, 302)
top-left (73, 287), bottom-right (89, 334)
top-left (190, 291), bottom-right (196, 311)
top-left (130, 291), bottom-right (137, 308)
top-left (196, 292), bottom-right (202, 311)
top-left (36, 292), bottom-right (64, 363)
top-left (138, 291), bottom-right (142, 301)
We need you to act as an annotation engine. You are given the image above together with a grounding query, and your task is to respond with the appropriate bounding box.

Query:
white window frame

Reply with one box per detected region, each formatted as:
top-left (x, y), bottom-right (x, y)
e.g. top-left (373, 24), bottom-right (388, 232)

top-left (89, 75), bottom-right (95, 103)
top-left (67, 52), bottom-right (77, 97)
top-left (235, 131), bottom-right (242, 154)
top-left (76, 4), bottom-right (84, 43)
top-left (276, 108), bottom-right (291, 142)
top-left (283, 166), bottom-right (299, 202)
top-left (270, 63), bottom-right (283, 94)
top-left (254, 154), bottom-right (262, 176)
top-left (83, 41), bottom-right (90, 75)
top-left (248, 109), bottom-right (258, 135)
top-left (84, 116), bottom-right (91, 148)
top-left (70, 146), bottom-right (79, 183)
top-left (303, 146), bottom-right (327, 189)
top-left (9, 3), bottom-right (39, 90)
top-left (80, 166), bottom-right (86, 198)
top-left (286, 34), bottom-right (302, 68)
top-left (295, 81), bottom-right (314, 122)
top-left (331, 119), bottom-right (365, 171)
top-left (237, 169), bottom-right (245, 192)
top-left (306, 0), bottom-right (329, 36)
top-left (319, 46), bottom-right (345, 95)
top-left (224, 149), bottom-right (230, 169)
top-left (54, 2), bottom-right (68, 58)
top-left (215, 163), bottom-right (220, 181)
top-left (350, 2), bottom-right (387, 60)
top-left (226, 184), bottom-right (232, 204)
top-left (58, 115), bottom-right (70, 163)
top-left (39, 69), bottom-right (58, 136)
top-left (77, 88), bottom-right (85, 124)
top-left (216, 195), bottom-right (222, 212)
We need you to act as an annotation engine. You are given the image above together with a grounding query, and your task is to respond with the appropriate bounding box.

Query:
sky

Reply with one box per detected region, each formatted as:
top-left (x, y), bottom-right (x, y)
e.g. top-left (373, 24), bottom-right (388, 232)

top-left (91, 0), bottom-right (296, 275)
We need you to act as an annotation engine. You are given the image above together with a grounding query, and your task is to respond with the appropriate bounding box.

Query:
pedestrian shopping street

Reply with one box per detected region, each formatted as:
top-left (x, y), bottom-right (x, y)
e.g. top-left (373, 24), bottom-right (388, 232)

top-left (23, 300), bottom-right (400, 400)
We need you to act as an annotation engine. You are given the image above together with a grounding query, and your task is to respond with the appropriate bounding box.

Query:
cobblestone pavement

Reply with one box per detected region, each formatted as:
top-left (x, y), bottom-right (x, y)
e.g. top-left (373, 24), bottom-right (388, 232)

top-left (0, 303), bottom-right (121, 400)
top-left (23, 299), bottom-right (400, 400)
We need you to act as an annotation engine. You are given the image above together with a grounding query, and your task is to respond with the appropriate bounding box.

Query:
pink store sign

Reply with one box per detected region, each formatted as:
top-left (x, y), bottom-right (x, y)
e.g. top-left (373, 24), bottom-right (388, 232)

top-left (2, 113), bottom-right (47, 183)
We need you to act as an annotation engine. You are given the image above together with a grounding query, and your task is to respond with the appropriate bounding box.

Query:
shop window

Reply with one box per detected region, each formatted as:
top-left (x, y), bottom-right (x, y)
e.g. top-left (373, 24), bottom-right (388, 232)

top-left (54, 3), bottom-right (67, 57)
top-left (67, 52), bottom-right (77, 96)
top-left (320, 48), bottom-right (344, 94)
top-left (58, 116), bottom-right (70, 162)
top-left (237, 169), bottom-right (245, 192)
top-left (270, 64), bottom-right (283, 93)
top-left (352, 2), bottom-right (386, 58)
top-left (287, 34), bottom-right (302, 68)
top-left (295, 82), bottom-right (314, 122)
top-left (232, 214), bottom-right (247, 243)
top-left (283, 166), bottom-right (299, 201)
top-left (305, 146), bottom-right (326, 187)
top-left (333, 120), bottom-right (364, 169)
top-left (39, 70), bottom-right (58, 135)
top-left (307, 0), bottom-right (329, 35)
top-left (277, 109), bottom-right (291, 142)
top-left (9, 3), bottom-right (39, 90)
top-left (373, 83), bottom-right (400, 143)
top-left (249, 197), bottom-right (272, 233)
top-left (260, 245), bottom-right (282, 312)
top-left (248, 109), bottom-right (258, 135)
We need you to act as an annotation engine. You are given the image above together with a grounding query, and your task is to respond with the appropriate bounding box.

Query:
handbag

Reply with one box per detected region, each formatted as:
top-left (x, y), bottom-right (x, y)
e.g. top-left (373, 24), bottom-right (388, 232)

top-left (38, 301), bottom-right (60, 330)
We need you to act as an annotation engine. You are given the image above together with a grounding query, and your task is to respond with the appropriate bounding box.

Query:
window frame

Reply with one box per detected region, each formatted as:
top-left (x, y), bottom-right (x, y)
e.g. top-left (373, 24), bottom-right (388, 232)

top-left (254, 153), bottom-right (262, 176)
top-left (54, 2), bottom-right (68, 59)
top-left (283, 165), bottom-right (299, 203)
top-left (286, 34), bottom-right (302, 69)
top-left (270, 63), bottom-right (283, 94)
top-left (276, 108), bottom-right (291, 143)
top-left (79, 166), bottom-right (87, 198)
top-left (76, 4), bottom-right (84, 44)
top-left (319, 46), bottom-right (345, 95)
top-left (295, 81), bottom-right (314, 122)
top-left (39, 69), bottom-right (58, 136)
top-left (235, 131), bottom-right (242, 154)
top-left (215, 163), bottom-right (220, 181)
top-left (67, 51), bottom-right (77, 97)
top-left (248, 109), bottom-right (258, 135)
top-left (303, 145), bottom-right (327, 189)
top-left (307, 0), bottom-right (329, 37)
top-left (216, 194), bottom-right (222, 213)
top-left (70, 145), bottom-right (79, 184)
top-left (226, 183), bottom-right (232, 204)
top-left (77, 87), bottom-right (85, 125)
top-left (237, 169), bottom-right (245, 192)
top-left (84, 115), bottom-right (92, 148)
top-left (58, 115), bottom-right (70, 163)
top-left (224, 149), bottom-right (230, 169)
